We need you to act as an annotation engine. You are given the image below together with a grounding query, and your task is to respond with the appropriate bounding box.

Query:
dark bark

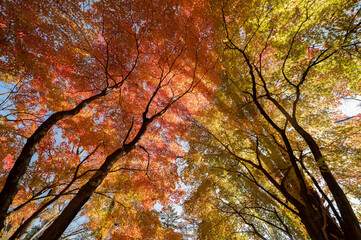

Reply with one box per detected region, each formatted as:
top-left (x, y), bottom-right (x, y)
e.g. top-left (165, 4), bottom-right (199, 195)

top-left (37, 117), bottom-right (151, 240)
top-left (260, 88), bottom-right (360, 239)
top-left (9, 155), bottom-right (92, 240)
top-left (269, 100), bottom-right (361, 239)
top-left (301, 134), bottom-right (361, 240)
top-left (220, 8), bottom-right (361, 237)
top-left (16, 217), bottom-right (36, 240)
top-left (296, 189), bottom-right (344, 240)
top-left (226, 37), bottom-right (360, 238)
top-left (9, 217), bottom-right (36, 240)
top-left (37, 151), bottom-right (126, 240)
top-left (0, 90), bottom-right (106, 231)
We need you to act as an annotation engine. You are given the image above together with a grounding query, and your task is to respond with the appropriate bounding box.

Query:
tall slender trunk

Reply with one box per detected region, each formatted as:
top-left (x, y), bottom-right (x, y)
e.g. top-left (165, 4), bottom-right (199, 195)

top-left (285, 119), bottom-right (361, 239)
top-left (9, 167), bottom-right (80, 240)
top-left (0, 91), bottom-right (106, 231)
top-left (296, 189), bottom-right (344, 240)
top-left (246, 49), bottom-right (361, 238)
top-left (37, 117), bottom-right (151, 240)
top-left (16, 218), bottom-right (36, 240)
top-left (37, 145), bottom-right (133, 240)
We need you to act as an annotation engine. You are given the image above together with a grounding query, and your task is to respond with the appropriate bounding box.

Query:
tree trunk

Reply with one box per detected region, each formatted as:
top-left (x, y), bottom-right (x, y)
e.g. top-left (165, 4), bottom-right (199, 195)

top-left (289, 123), bottom-right (361, 239)
top-left (15, 217), bottom-right (37, 240)
top-left (0, 91), bottom-right (106, 231)
top-left (9, 153), bottom-right (91, 240)
top-left (37, 117), bottom-right (151, 240)
top-left (37, 146), bottom-right (131, 240)
top-left (297, 189), bottom-right (344, 240)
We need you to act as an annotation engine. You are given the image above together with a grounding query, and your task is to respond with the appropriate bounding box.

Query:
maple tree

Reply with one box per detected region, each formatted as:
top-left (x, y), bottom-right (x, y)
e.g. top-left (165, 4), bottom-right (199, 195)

top-left (182, 0), bottom-right (361, 239)
top-left (0, 0), bottom-right (215, 239)
top-left (1, 0), bottom-right (361, 239)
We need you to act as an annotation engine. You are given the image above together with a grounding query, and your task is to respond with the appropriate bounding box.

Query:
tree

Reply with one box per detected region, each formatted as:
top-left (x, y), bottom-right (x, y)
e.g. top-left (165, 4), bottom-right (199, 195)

top-left (0, 0), bottom-right (215, 239)
top-left (159, 205), bottom-right (180, 230)
top-left (182, 0), bottom-right (361, 239)
top-left (2, 0), bottom-right (361, 239)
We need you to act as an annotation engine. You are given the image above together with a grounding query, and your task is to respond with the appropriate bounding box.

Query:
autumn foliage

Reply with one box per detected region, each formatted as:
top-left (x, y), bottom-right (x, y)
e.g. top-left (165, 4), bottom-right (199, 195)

top-left (0, 0), bottom-right (216, 239)
top-left (1, 0), bottom-right (361, 239)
